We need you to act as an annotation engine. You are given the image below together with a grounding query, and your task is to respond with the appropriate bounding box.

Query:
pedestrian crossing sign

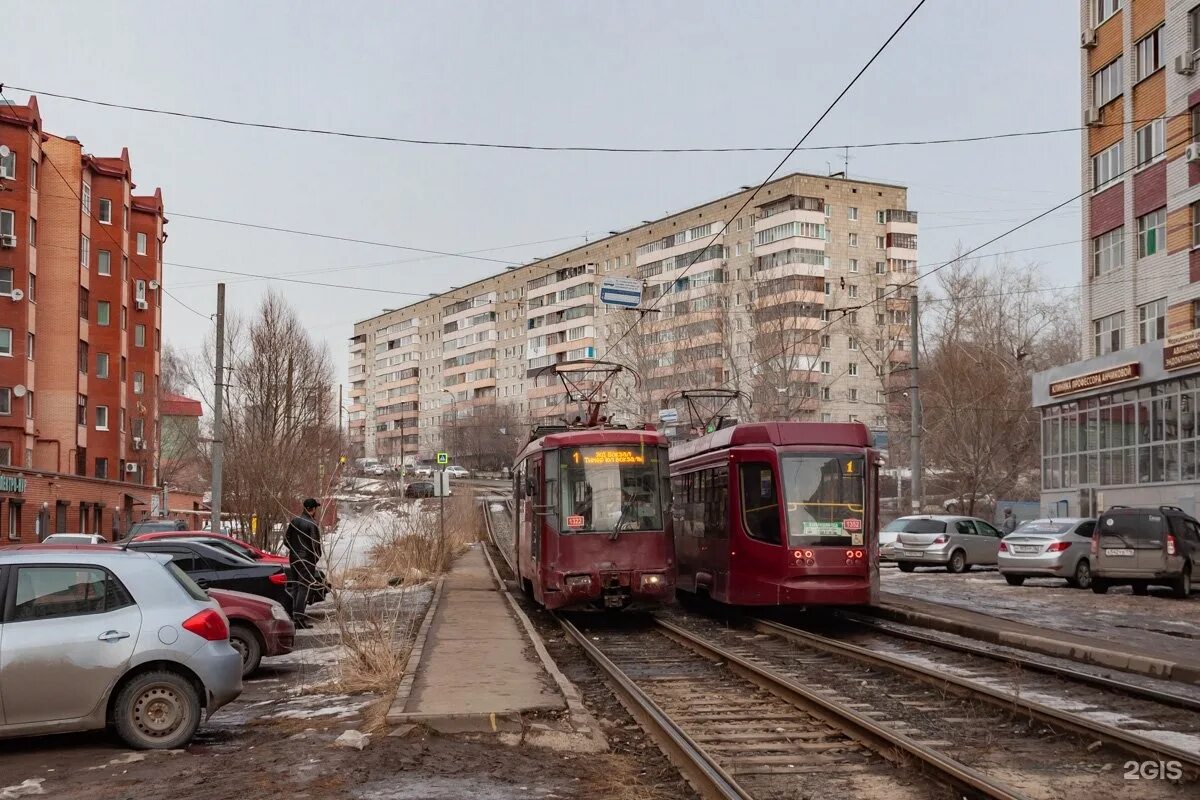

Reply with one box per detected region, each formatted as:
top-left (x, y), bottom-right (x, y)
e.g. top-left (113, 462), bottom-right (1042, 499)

top-left (436, 452), bottom-right (449, 465)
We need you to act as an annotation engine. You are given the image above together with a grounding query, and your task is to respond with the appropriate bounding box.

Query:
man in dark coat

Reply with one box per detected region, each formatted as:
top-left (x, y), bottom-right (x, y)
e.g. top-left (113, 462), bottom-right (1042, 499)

top-left (285, 498), bottom-right (324, 628)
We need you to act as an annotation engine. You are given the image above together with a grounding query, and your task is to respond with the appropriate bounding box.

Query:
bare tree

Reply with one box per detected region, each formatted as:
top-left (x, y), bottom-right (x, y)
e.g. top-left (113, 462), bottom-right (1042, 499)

top-left (445, 402), bottom-right (526, 471)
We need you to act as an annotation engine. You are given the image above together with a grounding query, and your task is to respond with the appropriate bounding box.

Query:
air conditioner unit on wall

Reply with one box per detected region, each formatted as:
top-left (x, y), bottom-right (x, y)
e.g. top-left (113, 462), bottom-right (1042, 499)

top-left (132, 437), bottom-right (146, 451)
top-left (1081, 28), bottom-right (1097, 48)
top-left (135, 299), bottom-right (149, 311)
top-left (0, 234), bottom-right (16, 248)
top-left (1177, 53), bottom-right (1197, 76)
top-left (124, 463), bottom-right (139, 474)
top-left (1083, 107), bottom-right (1102, 127)
top-left (1187, 143), bottom-right (1200, 163)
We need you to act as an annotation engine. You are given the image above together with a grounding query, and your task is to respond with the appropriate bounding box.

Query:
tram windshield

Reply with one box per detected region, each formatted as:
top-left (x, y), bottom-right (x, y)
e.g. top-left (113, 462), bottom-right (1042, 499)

top-left (780, 454), bottom-right (866, 547)
top-left (559, 446), bottom-right (666, 532)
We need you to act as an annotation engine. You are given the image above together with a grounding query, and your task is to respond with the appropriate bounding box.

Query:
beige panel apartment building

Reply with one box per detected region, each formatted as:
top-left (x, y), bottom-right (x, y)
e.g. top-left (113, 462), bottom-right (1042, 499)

top-left (350, 172), bottom-right (917, 465)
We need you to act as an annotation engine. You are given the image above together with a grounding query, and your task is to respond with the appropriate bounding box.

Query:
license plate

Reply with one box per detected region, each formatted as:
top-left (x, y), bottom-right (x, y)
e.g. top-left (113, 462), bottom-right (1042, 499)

top-left (902, 551), bottom-right (923, 558)
top-left (1105, 548), bottom-right (1135, 557)
top-left (1013, 545), bottom-right (1040, 554)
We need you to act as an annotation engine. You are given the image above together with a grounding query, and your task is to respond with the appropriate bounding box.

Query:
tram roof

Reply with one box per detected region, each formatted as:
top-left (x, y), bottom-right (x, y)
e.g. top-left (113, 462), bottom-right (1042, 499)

top-left (669, 421), bottom-right (873, 462)
top-left (516, 426), bottom-right (667, 462)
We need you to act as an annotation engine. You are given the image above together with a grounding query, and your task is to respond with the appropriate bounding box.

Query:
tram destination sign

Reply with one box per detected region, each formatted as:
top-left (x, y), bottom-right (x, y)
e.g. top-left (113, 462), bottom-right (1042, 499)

top-left (1164, 329), bottom-right (1200, 372)
top-left (1048, 362), bottom-right (1140, 398)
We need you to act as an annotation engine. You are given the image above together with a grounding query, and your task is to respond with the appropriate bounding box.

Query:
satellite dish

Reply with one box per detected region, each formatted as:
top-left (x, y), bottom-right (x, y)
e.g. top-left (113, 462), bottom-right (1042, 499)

top-left (0, 145), bottom-right (9, 158)
top-left (9, 289), bottom-right (23, 302)
top-left (12, 385), bottom-right (26, 398)
top-left (149, 280), bottom-right (159, 290)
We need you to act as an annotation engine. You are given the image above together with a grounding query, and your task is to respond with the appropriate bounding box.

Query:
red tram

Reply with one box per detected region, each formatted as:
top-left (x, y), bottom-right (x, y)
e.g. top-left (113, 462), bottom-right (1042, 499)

top-left (510, 361), bottom-right (674, 610)
top-left (669, 421), bottom-right (880, 606)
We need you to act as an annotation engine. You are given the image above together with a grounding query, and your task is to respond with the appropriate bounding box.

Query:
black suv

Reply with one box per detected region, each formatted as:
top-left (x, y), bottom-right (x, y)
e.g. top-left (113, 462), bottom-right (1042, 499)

top-left (1092, 506), bottom-right (1196, 598)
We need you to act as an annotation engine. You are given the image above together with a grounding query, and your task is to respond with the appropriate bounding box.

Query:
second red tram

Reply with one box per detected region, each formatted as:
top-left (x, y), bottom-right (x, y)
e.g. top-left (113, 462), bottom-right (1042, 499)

top-left (669, 421), bottom-right (880, 606)
top-left (511, 427), bottom-right (675, 610)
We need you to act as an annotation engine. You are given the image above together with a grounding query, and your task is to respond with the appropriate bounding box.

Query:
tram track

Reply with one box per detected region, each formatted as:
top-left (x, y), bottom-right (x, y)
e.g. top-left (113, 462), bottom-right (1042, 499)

top-left (482, 499), bottom-right (1197, 798)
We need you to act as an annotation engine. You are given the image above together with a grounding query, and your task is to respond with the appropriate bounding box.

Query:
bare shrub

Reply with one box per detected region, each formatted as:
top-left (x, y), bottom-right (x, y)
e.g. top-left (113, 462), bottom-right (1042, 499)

top-left (367, 494), bottom-right (480, 582)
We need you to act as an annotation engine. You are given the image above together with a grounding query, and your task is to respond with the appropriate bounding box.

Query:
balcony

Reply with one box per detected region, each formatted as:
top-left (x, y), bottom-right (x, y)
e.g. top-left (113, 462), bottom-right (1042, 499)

top-left (884, 210), bottom-right (918, 237)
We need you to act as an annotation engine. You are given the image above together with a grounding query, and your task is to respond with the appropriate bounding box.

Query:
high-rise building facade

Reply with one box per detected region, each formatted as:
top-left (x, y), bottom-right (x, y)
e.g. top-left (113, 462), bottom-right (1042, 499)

top-left (1035, 0), bottom-right (1200, 514)
top-left (0, 96), bottom-right (167, 540)
top-left (351, 172), bottom-right (916, 465)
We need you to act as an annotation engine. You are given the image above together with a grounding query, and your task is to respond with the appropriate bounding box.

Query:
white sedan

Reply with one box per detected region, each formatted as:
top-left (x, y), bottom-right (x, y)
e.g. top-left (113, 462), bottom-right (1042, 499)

top-left (444, 465), bottom-right (470, 478)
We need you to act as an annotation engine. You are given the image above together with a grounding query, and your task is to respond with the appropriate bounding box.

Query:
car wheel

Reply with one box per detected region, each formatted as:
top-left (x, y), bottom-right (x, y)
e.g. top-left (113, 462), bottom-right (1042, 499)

top-left (946, 550), bottom-right (967, 574)
top-left (1069, 560), bottom-right (1092, 590)
top-left (1171, 565), bottom-right (1192, 599)
top-left (1132, 582), bottom-right (1150, 596)
top-left (1004, 574), bottom-right (1025, 586)
top-left (1091, 579), bottom-right (1109, 595)
top-left (897, 562), bottom-right (916, 573)
top-left (112, 670), bottom-right (202, 750)
top-left (229, 623), bottom-right (264, 678)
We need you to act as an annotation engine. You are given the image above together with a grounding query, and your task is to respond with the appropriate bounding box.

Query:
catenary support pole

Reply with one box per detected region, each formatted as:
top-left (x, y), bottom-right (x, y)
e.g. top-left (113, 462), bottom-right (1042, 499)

top-left (211, 283), bottom-right (226, 532)
top-left (909, 293), bottom-right (922, 514)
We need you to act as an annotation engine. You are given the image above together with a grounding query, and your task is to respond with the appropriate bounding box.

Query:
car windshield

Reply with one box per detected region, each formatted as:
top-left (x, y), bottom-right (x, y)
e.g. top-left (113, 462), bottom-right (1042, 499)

top-left (1013, 521), bottom-right (1074, 536)
top-left (1098, 513), bottom-right (1165, 540)
top-left (779, 454), bottom-right (866, 547)
top-left (558, 445), bottom-right (666, 532)
top-left (884, 518), bottom-right (947, 534)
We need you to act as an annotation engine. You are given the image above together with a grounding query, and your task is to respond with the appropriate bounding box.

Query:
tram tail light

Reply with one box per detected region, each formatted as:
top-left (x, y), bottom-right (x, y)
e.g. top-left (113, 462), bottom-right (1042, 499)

top-left (853, 550), bottom-right (864, 559)
top-left (565, 575), bottom-right (592, 591)
top-left (640, 573), bottom-right (666, 590)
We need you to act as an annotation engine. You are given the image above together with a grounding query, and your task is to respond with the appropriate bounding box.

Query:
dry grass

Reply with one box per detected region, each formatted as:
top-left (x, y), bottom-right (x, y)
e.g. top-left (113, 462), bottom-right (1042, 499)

top-left (367, 493), bottom-right (480, 581)
top-left (581, 754), bottom-right (685, 800)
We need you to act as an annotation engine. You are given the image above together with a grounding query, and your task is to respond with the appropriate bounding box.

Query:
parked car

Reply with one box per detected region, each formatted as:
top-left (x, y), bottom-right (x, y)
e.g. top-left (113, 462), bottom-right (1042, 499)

top-left (128, 519), bottom-right (188, 536)
top-left (878, 522), bottom-right (904, 561)
top-left (1092, 506), bottom-right (1197, 598)
top-left (998, 518), bottom-right (1096, 589)
top-left (40, 533), bottom-right (108, 545)
top-left (367, 463), bottom-right (390, 476)
top-left (129, 530), bottom-right (288, 565)
top-left (124, 540), bottom-right (291, 610)
top-left (413, 466), bottom-right (434, 478)
top-left (890, 515), bottom-right (1004, 573)
top-left (444, 465), bottom-right (470, 478)
top-left (208, 588), bottom-right (295, 677)
top-left (0, 547), bottom-right (242, 749)
top-left (405, 480), bottom-right (436, 498)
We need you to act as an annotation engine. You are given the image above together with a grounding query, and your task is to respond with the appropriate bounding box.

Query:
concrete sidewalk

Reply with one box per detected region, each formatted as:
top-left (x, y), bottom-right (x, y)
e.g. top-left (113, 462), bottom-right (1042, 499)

top-left (388, 545), bottom-right (564, 732)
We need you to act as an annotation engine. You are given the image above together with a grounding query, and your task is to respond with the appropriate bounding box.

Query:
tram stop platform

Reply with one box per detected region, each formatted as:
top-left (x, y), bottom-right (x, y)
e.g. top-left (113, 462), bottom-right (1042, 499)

top-left (387, 544), bottom-right (566, 733)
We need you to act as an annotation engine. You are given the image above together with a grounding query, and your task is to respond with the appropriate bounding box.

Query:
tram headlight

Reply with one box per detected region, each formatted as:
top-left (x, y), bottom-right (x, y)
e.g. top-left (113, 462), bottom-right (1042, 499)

top-left (640, 573), bottom-right (666, 590)
top-left (565, 575), bottom-right (593, 591)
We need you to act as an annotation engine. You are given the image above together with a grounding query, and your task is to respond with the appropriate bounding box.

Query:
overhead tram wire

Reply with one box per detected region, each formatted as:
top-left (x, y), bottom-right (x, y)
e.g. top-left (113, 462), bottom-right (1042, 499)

top-left (588, 0), bottom-right (929, 381)
top-left (717, 136), bottom-right (1187, 395)
top-left (0, 89), bottom-right (211, 322)
top-left (3, 81), bottom-right (1166, 156)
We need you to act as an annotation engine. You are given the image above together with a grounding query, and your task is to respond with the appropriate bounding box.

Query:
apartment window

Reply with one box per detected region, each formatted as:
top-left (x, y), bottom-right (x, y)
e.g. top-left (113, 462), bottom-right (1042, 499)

top-left (27, 272), bottom-right (34, 302)
top-left (135, 324), bottom-right (146, 347)
top-left (1092, 227), bottom-right (1124, 276)
top-left (25, 333), bottom-right (32, 360)
top-left (825, 206), bottom-right (832, 218)
top-left (0, 267), bottom-right (11, 295)
top-left (848, 363), bottom-right (859, 377)
top-left (132, 418), bottom-right (145, 439)
top-left (133, 371), bottom-right (145, 395)
top-left (78, 341), bottom-right (88, 374)
top-left (0, 150), bottom-right (14, 179)
top-left (96, 458), bottom-right (108, 480)
top-left (121, 256), bottom-right (128, 280)
top-left (849, 258), bottom-right (859, 272)
top-left (824, 281), bottom-right (831, 295)
top-left (123, 205), bottom-right (129, 231)
top-left (848, 388), bottom-right (859, 402)
top-left (0, 445), bottom-right (11, 468)
top-left (1135, 28), bottom-right (1162, 81)
top-left (848, 207), bottom-right (858, 220)
top-left (1093, 311), bottom-right (1125, 355)
top-left (1092, 141), bottom-right (1123, 190)
top-left (1095, 0), bottom-right (1121, 25)
top-left (821, 413), bottom-right (833, 423)
top-left (0, 209), bottom-right (12, 241)
top-left (96, 405), bottom-right (109, 431)
top-left (28, 158), bottom-right (36, 189)
top-left (136, 232), bottom-right (147, 255)
top-left (876, 261), bottom-right (886, 274)
top-left (1193, 202), bottom-right (1200, 247)
top-left (121, 307), bottom-right (127, 331)
top-left (98, 198), bottom-right (112, 224)
top-left (848, 233), bottom-right (859, 247)
top-left (0, 388), bottom-right (8, 415)
top-left (1135, 119), bottom-right (1164, 167)
top-left (97, 352), bottom-right (110, 379)
top-left (875, 236), bottom-right (886, 249)
top-left (876, 210), bottom-right (886, 224)
top-left (821, 335), bottom-right (831, 350)
top-left (1092, 57), bottom-right (1123, 107)
top-left (25, 391), bottom-right (32, 419)
top-left (97, 300), bottom-right (111, 326)
top-left (1193, 5), bottom-right (1200, 53)
top-left (736, 218), bottom-right (742, 232)
top-left (80, 235), bottom-right (89, 268)
top-left (0, 328), bottom-right (11, 357)
top-left (848, 337), bottom-right (859, 351)
top-left (847, 285), bottom-right (859, 299)
top-left (1138, 298), bottom-right (1166, 344)
top-left (135, 279), bottom-right (147, 301)
top-left (98, 250), bottom-right (111, 276)
top-left (1137, 207), bottom-right (1165, 258)
top-left (819, 360), bottom-right (831, 375)
top-left (82, 182), bottom-right (91, 215)
top-left (77, 395), bottom-right (87, 426)
top-left (27, 217), bottom-right (35, 247)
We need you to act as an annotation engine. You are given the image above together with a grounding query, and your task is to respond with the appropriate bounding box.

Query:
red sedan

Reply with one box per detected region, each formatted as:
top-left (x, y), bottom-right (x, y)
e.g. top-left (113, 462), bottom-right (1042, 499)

top-left (208, 588), bottom-right (295, 676)
top-left (129, 530), bottom-right (289, 565)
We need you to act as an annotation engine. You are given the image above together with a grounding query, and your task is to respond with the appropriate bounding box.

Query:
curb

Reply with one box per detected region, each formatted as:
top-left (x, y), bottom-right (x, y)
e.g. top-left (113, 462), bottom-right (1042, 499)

top-left (386, 575), bottom-right (445, 724)
top-left (872, 602), bottom-right (1200, 685)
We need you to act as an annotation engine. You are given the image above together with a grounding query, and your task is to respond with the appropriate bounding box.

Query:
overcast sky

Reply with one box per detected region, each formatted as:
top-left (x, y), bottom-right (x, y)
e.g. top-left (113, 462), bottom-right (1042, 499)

top-left (10, 1), bottom-right (1079, 385)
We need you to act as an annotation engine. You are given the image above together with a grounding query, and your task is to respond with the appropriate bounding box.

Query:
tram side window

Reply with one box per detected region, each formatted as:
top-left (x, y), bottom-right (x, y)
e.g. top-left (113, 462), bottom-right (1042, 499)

top-left (706, 466), bottom-right (729, 538)
top-left (740, 462), bottom-right (781, 544)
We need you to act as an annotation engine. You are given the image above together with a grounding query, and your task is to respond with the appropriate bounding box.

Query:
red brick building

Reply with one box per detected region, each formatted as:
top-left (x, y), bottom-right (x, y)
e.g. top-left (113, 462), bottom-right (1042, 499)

top-left (0, 96), bottom-right (167, 541)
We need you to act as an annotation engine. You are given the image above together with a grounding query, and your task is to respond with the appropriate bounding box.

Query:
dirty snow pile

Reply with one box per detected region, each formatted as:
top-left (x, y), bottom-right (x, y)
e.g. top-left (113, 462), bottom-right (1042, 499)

top-left (324, 503), bottom-right (421, 574)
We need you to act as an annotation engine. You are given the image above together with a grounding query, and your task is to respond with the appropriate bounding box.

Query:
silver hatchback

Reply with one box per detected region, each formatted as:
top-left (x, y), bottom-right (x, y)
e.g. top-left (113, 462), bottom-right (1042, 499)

top-left (998, 518), bottom-right (1096, 589)
top-left (891, 515), bottom-right (1004, 573)
top-left (0, 547), bottom-right (242, 749)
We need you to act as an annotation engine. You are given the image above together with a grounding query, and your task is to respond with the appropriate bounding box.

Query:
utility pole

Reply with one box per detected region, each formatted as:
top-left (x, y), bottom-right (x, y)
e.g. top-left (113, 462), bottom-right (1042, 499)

top-left (909, 293), bottom-right (923, 514)
top-left (211, 283), bottom-right (226, 532)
